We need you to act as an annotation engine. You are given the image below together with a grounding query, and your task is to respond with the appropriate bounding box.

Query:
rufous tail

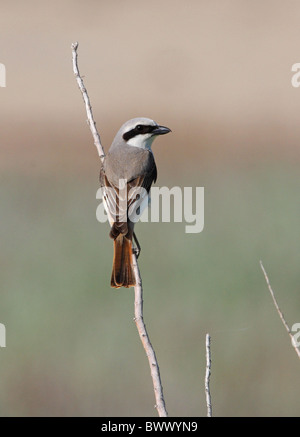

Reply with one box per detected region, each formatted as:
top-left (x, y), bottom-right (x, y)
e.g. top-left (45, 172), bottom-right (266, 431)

top-left (111, 234), bottom-right (136, 288)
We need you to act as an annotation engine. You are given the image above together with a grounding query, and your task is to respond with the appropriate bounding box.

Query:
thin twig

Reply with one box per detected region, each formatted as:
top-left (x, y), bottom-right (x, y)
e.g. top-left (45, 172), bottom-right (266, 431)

top-left (260, 261), bottom-right (300, 360)
top-left (205, 333), bottom-right (212, 417)
top-left (71, 42), bottom-right (168, 416)
top-left (132, 254), bottom-right (168, 416)
top-left (71, 42), bottom-right (105, 161)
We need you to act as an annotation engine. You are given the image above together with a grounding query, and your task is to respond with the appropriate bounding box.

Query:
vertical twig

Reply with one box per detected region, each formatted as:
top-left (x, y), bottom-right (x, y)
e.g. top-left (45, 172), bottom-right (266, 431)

top-left (71, 42), bottom-right (105, 161)
top-left (260, 261), bottom-right (300, 360)
top-left (132, 254), bottom-right (168, 417)
top-left (205, 333), bottom-right (212, 417)
top-left (71, 42), bottom-right (168, 416)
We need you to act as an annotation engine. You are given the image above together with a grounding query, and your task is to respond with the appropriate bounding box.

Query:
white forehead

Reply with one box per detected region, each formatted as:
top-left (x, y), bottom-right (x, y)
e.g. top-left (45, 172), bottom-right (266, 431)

top-left (120, 117), bottom-right (158, 133)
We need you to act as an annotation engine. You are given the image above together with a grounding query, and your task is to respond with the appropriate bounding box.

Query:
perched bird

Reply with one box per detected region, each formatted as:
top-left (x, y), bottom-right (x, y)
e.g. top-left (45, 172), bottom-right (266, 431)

top-left (100, 117), bottom-right (171, 288)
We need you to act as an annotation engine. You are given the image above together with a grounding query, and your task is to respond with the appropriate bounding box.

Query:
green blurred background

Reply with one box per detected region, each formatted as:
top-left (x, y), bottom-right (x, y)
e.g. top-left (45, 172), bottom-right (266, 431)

top-left (1, 0), bottom-right (300, 416)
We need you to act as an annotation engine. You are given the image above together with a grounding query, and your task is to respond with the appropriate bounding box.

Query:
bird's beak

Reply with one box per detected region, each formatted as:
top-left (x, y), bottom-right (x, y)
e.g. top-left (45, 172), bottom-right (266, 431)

top-left (151, 125), bottom-right (172, 136)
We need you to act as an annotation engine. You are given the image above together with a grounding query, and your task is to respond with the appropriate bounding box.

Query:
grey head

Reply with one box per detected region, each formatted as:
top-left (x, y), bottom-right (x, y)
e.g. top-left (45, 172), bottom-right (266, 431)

top-left (109, 117), bottom-right (171, 152)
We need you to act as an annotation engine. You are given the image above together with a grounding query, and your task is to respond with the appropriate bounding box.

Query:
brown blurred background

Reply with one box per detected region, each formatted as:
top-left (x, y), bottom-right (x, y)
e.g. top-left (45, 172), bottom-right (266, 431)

top-left (1, 0), bottom-right (300, 416)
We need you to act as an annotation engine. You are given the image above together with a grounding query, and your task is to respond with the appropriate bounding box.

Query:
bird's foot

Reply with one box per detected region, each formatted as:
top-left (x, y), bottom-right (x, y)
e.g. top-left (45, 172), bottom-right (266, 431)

top-left (132, 245), bottom-right (141, 259)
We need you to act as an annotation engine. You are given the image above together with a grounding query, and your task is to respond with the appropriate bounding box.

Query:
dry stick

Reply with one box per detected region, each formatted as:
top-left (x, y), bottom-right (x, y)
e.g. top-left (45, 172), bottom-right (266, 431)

top-left (132, 255), bottom-right (168, 416)
top-left (71, 42), bottom-right (105, 162)
top-left (260, 261), bottom-right (300, 360)
top-left (205, 333), bottom-right (212, 417)
top-left (71, 42), bottom-right (168, 416)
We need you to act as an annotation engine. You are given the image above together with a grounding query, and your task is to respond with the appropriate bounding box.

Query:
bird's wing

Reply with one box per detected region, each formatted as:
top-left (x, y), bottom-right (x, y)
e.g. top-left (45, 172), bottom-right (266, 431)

top-left (100, 160), bottom-right (157, 235)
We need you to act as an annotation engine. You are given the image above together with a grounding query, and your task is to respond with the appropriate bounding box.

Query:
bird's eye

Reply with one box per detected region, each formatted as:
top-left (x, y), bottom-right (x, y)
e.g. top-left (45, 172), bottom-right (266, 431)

top-left (136, 125), bottom-right (142, 130)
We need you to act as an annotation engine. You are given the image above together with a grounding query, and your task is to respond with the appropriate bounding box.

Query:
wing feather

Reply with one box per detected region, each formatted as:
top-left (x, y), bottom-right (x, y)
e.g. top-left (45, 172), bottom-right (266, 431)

top-left (100, 157), bottom-right (157, 235)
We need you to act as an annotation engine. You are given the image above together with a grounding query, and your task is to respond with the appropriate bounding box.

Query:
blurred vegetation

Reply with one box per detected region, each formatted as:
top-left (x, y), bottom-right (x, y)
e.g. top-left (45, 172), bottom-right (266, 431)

top-left (1, 160), bottom-right (300, 416)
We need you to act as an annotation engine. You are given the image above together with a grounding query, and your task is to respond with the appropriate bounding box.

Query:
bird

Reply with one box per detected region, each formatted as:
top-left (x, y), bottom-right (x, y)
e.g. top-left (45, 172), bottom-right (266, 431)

top-left (100, 117), bottom-right (171, 289)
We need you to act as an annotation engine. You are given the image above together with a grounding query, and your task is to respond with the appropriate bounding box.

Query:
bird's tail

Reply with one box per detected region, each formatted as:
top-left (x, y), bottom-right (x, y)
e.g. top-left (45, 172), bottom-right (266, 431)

top-left (111, 234), bottom-right (136, 288)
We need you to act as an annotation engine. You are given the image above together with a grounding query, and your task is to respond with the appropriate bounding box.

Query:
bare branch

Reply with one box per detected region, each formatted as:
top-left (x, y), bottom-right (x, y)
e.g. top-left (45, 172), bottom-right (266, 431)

top-left (132, 253), bottom-right (168, 417)
top-left (71, 42), bottom-right (105, 161)
top-left (71, 42), bottom-right (168, 416)
top-left (260, 261), bottom-right (300, 360)
top-left (205, 333), bottom-right (212, 417)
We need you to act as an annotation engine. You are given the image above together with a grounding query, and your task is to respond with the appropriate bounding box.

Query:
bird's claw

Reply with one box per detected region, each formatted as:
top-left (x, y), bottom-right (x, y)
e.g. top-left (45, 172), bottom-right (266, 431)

top-left (132, 246), bottom-right (141, 259)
